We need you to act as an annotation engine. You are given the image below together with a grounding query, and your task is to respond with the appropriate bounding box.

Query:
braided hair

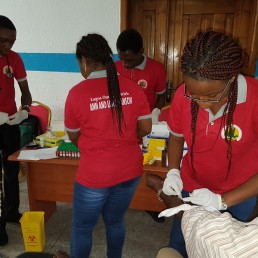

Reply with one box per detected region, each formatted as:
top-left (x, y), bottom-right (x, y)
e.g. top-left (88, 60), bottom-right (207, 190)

top-left (76, 33), bottom-right (124, 134)
top-left (181, 31), bottom-right (248, 177)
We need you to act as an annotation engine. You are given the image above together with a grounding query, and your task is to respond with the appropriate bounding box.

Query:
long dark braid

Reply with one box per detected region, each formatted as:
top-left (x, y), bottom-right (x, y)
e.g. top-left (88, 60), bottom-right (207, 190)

top-left (181, 31), bottom-right (248, 177)
top-left (76, 34), bottom-right (124, 134)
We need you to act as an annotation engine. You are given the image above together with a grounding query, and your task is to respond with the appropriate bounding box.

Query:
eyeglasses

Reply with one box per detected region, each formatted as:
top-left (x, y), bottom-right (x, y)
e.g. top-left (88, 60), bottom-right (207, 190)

top-left (184, 79), bottom-right (231, 103)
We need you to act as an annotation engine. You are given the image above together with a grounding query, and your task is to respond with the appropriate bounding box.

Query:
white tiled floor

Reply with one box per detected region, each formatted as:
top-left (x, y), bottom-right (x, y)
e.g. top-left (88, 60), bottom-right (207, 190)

top-left (0, 175), bottom-right (172, 258)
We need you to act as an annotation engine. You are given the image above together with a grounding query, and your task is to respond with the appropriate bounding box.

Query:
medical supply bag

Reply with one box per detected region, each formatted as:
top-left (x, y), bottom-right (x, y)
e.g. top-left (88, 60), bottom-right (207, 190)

top-left (19, 115), bottom-right (43, 148)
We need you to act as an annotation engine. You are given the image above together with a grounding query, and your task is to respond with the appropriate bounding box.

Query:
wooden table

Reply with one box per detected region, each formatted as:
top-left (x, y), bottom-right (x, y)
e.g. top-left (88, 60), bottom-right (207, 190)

top-left (9, 150), bottom-right (168, 222)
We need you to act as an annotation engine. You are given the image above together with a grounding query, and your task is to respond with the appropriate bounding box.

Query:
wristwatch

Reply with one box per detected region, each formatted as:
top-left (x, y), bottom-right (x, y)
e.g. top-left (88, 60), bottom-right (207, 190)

top-left (221, 196), bottom-right (228, 210)
top-left (21, 105), bottom-right (31, 113)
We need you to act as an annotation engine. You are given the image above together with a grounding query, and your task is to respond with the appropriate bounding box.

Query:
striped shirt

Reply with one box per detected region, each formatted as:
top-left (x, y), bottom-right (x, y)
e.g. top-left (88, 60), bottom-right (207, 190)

top-left (182, 207), bottom-right (258, 258)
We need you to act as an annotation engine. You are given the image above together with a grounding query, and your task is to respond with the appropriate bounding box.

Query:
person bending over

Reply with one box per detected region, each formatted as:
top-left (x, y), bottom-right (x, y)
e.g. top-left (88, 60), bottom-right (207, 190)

top-left (116, 28), bottom-right (167, 222)
top-left (162, 31), bottom-right (258, 257)
top-left (116, 28), bottom-right (166, 123)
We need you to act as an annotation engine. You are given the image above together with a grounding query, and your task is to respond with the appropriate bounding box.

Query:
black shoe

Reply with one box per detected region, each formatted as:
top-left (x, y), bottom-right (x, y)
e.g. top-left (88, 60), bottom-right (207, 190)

top-left (145, 210), bottom-right (165, 223)
top-left (0, 227), bottom-right (8, 246)
top-left (6, 212), bottom-right (23, 224)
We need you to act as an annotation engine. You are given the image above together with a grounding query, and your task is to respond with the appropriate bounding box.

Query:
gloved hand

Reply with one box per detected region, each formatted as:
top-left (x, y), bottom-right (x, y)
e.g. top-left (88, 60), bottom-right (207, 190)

top-left (7, 110), bottom-right (28, 125)
top-left (183, 188), bottom-right (222, 210)
top-left (0, 112), bottom-right (9, 125)
top-left (142, 135), bottom-right (149, 148)
top-left (162, 168), bottom-right (183, 199)
top-left (151, 108), bottom-right (161, 124)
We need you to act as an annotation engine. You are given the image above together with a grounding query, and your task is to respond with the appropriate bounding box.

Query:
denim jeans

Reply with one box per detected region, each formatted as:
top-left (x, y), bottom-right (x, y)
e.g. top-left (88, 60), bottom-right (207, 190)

top-left (70, 176), bottom-right (141, 258)
top-left (169, 190), bottom-right (257, 258)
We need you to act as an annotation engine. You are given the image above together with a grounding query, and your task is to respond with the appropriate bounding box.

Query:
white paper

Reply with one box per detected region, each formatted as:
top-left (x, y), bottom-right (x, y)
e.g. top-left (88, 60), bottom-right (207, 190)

top-left (18, 147), bottom-right (58, 160)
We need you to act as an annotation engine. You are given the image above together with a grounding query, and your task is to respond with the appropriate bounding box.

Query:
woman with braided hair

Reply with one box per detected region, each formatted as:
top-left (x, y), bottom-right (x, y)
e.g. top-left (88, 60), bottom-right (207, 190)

top-left (162, 31), bottom-right (258, 257)
top-left (64, 33), bottom-right (151, 258)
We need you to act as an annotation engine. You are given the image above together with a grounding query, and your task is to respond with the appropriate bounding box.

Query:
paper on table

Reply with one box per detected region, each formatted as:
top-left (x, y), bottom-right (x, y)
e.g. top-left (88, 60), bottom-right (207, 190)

top-left (18, 147), bottom-right (58, 160)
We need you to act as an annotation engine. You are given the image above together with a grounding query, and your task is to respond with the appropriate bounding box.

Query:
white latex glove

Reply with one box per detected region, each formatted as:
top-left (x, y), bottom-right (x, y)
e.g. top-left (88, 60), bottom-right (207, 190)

top-left (142, 135), bottom-right (149, 148)
top-left (151, 108), bottom-right (161, 124)
top-left (183, 188), bottom-right (222, 210)
top-left (7, 110), bottom-right (28, 125)
top-left (159, 204), bottom-right (197, 218)
top-left (162, 168), bottom-right (183, 199)
top-left (0, 112), bottom-right (9, 125)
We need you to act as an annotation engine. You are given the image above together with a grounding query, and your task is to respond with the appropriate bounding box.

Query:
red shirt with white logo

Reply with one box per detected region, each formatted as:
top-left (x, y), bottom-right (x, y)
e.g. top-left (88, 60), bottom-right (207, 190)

top-left (167, 75), bottom-right (258, 194)
top-left (0, 50), bottom-right (27, 115)
top-left (115, 56), bottom-right (166, 111)
top-left (65, 71), bottom-right (151, 188)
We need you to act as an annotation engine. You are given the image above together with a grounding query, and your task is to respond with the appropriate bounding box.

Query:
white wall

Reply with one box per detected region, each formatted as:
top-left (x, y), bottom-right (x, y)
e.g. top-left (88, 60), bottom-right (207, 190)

top-left (1, 0), bottom-right (121, 126)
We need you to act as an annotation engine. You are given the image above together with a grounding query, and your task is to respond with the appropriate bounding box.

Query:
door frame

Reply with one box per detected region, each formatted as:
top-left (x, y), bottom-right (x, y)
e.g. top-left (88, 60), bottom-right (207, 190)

top-left (120, 0), bottom-right (258, 77)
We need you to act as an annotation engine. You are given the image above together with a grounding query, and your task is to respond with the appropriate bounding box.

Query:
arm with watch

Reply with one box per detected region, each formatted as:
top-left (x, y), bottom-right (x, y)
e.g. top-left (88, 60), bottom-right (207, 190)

top-left (159, 174), bottom-right (258, 219)
top-left (19, 80), bottom-right (32, 111)
top-left (6, 80), bottom-right (32, 125)
top-left (217, 173), bottom-right (258, 210)
top-left (162, 134), bottom-right (258, 211)
top-left (181, 167), bottom-right (258, 211)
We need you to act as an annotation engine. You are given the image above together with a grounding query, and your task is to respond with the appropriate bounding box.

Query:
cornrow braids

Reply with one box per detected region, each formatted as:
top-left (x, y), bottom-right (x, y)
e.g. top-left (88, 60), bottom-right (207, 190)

top-left (76, 34), bottom-right (124, 134)
top-left (181, 31), bottom-right (248, 178)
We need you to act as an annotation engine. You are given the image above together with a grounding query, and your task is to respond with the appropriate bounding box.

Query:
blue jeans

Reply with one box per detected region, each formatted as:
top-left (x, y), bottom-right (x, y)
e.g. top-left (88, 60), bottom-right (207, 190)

top-left (70, 176), bottom-right (141, 258)
top-left (169, 190), bottom-right (257, 258)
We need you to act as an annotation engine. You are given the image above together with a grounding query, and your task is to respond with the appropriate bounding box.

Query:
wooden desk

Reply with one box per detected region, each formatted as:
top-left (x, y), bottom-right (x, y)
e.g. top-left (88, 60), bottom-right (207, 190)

top-left (9, 150), bottom-right (168, 222)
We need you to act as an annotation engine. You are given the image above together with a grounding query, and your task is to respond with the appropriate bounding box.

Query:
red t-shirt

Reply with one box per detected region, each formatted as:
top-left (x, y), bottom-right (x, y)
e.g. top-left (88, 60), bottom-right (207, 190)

top-left (65, 70), bottom-right (151, 188)
top-left (0, 50), bottom-right (27, 115)
top-left (115, 56), bottom-right (166, 111)
top-left (167, 75), bottom-right (258, 194)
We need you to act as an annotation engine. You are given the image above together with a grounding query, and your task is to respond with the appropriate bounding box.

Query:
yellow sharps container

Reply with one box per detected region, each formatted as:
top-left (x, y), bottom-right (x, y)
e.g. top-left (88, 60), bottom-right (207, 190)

top-left (20, 211), bottom-right (45, 252)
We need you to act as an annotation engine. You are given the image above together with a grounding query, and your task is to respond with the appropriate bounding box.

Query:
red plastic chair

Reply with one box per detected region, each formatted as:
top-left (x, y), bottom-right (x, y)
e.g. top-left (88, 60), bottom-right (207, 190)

top-left (30, 101), bottom-right (52, 133)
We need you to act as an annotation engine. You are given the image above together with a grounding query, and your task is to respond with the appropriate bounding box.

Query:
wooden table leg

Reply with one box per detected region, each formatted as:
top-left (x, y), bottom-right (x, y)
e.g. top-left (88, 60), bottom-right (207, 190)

top-left (25, 163), bottom-right (57, 223)
top-left (29, 200), bottom-right (57, 223)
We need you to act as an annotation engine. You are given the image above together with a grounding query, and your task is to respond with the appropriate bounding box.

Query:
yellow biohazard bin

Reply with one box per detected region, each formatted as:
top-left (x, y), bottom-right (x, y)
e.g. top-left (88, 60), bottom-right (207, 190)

top-left (20, 211), bottom-right (45, 252)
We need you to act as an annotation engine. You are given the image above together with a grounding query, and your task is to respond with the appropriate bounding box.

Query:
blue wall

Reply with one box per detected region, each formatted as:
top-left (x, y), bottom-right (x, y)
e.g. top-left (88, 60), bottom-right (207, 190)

top-left (20, 54), bottom-right (258, 77)
top-left (19, 53), bottom-right (119, 73)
